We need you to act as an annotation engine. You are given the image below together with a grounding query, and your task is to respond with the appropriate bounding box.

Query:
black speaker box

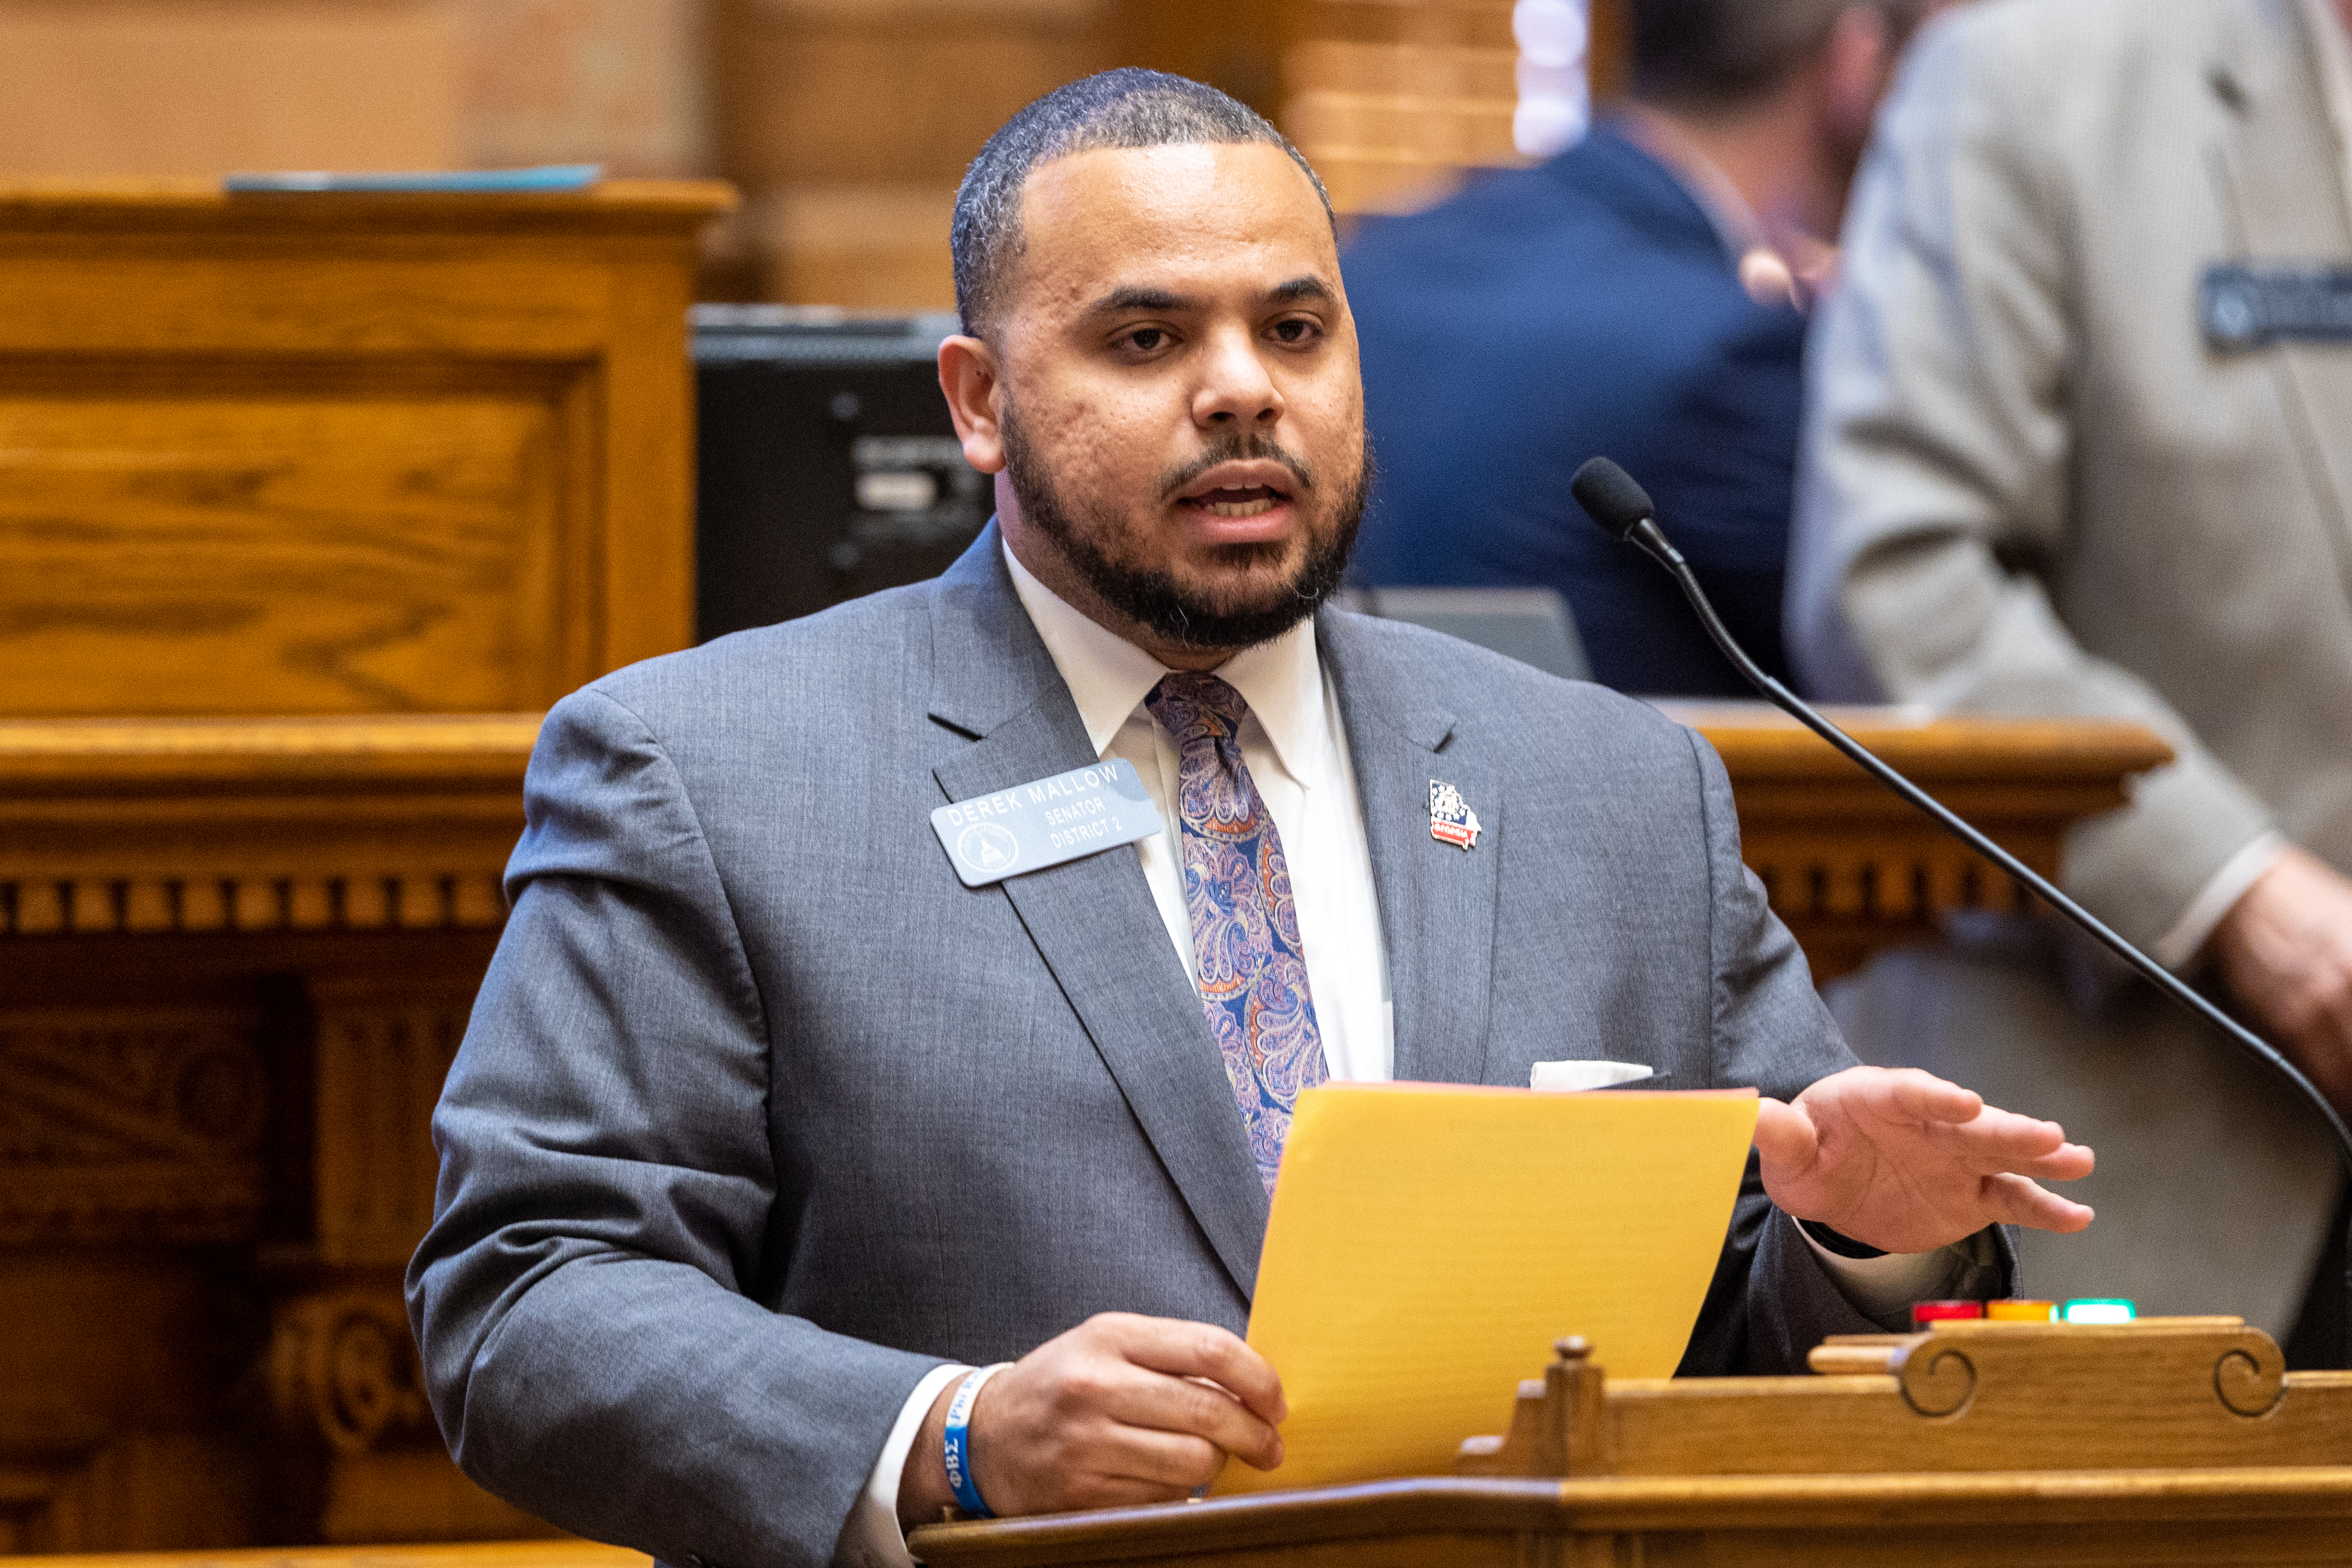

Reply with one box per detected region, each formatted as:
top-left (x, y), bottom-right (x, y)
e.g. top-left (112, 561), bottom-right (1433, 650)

top-left (694, 306), bottom-right (990, 641)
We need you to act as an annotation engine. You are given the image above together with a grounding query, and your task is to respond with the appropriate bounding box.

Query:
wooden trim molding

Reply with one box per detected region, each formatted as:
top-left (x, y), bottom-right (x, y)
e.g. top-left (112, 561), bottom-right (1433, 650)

top-left (0, 179), bottom-right (737, 238)
top-left (0, 706), bottom-right (2176, 960)
top-left (25, 1546), bottom-right (648, 1568)
top-left (1658, 705), bottom-right (2175, 979)
top-left (0, 715), bottom-right (540, 937)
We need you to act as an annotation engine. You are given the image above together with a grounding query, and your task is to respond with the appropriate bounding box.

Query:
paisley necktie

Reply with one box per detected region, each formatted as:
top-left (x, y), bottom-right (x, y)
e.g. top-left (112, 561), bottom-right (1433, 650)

top-left (1144, 672), bottom-right (1328, 1192)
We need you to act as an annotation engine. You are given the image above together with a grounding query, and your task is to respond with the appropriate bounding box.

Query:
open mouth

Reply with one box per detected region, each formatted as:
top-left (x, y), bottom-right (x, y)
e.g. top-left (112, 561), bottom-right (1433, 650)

top-left (1181, 485), bottom-right (1288, 520)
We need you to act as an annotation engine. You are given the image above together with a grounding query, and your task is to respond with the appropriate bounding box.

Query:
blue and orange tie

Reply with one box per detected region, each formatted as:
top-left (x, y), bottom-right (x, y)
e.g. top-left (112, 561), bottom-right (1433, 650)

top-left (1145, 672), bottom-right (1328, 1192)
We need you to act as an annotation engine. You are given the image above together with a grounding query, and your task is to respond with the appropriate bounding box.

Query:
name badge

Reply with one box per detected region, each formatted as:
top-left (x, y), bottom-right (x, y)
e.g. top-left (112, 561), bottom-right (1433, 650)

top-left (931, 758), bottom-right (1165, 887)
top-left (2201, 263), bottom-right (2352, 352)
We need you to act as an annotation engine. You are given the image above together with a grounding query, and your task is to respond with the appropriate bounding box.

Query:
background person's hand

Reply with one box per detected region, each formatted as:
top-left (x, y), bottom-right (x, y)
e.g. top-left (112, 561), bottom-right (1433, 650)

top-left (2209, 845), bottom-right (2352, 1115)
top-left (898, 1312), bottom-right (1284, 1527)
top-left (1754, 1065), bottom-right (2095, 1255)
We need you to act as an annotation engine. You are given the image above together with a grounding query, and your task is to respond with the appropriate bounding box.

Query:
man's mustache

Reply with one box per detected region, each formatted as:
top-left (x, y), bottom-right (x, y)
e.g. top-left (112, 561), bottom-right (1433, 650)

top-left (1158, 436), bottom-right (1318, 500)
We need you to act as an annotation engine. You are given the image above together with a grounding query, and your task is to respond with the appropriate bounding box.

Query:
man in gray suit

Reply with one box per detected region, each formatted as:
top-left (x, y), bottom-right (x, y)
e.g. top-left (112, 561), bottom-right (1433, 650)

top-left (1791, 0), bottom-right (2352, 1347)
top-left (411, 71), bottom-right (2092, 1568)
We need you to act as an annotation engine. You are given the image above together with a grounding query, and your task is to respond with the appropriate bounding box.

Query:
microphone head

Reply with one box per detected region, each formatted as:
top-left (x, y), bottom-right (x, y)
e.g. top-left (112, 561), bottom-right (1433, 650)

top-left (1571, 457), bottom-right (1657, 540)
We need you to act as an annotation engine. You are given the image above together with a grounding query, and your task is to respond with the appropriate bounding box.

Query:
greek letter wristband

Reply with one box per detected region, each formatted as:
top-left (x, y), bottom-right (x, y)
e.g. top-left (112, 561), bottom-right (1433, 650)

top-left (942, 1363), bottom-right (1012, 1518)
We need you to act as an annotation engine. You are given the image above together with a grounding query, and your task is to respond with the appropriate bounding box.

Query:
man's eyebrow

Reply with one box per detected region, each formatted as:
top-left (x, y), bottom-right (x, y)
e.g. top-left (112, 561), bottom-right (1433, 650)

top-left (1267, 275), bottom-right (1335, 305)
top-left (1087, 285), bottom-right (1190, 316)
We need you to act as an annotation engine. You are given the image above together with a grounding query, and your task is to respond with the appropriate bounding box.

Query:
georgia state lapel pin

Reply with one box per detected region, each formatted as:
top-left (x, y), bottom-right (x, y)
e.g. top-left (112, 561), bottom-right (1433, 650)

top-left (1428, 779), bottom-right (1481, 851)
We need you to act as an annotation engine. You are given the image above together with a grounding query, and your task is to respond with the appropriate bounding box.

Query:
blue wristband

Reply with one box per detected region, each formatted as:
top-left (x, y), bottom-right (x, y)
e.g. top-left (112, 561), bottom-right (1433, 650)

top-left (942, 1363), bottom-right (1009, 1518)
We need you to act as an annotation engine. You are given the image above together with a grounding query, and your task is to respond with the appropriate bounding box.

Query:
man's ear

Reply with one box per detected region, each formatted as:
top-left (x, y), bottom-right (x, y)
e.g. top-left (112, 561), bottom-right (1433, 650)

top-left (937, 333), bottom-right (1006, 475)
top-left (1820, 3), bottom-right (1895, 150)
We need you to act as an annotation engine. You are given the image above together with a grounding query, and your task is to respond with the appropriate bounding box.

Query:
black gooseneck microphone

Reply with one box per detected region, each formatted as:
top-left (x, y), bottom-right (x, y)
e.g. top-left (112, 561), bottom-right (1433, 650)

top-left (1570, 454), bottom-right (2352, 1367)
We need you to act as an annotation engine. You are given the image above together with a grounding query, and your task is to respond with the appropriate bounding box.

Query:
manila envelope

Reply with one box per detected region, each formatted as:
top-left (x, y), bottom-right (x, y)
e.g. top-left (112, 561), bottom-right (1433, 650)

top-left (1213, 1081), bottom-right (1758, 1495)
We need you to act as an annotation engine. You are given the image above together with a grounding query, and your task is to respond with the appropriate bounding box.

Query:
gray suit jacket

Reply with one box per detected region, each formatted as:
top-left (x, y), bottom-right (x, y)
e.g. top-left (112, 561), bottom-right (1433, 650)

top-left (1787, 0), bottom-right (2350, 1327)
top-left (408, 529), bottom-right (1991, 1568)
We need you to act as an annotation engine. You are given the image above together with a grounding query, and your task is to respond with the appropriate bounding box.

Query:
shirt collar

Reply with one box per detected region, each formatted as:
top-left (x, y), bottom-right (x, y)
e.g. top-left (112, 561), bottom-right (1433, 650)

top-left (2303, 0), bottom-right (2352, 171)
top-left (1001, 537), bottom-right (1326, 787)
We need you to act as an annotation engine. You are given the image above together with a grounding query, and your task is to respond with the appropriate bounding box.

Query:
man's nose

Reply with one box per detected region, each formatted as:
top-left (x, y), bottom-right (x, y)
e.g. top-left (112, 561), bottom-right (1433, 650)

top-left (1191, 326), bottom-right (1283, 429)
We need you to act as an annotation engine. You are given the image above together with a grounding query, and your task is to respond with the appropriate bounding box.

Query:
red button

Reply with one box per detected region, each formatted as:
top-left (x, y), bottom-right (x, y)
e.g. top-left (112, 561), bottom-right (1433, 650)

top-left (1911, 1300), bottom-right (1984, 1329)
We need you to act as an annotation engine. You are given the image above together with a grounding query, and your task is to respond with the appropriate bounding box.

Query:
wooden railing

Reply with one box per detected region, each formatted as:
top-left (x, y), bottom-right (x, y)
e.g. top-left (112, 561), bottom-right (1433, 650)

top-left (1668, 704), bottom-right (2174, 979)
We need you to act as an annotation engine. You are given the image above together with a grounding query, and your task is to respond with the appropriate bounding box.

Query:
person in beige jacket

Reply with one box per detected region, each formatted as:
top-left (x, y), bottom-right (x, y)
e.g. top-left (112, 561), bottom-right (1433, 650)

top-left (1791, 0), bottom-right (2352, 1353)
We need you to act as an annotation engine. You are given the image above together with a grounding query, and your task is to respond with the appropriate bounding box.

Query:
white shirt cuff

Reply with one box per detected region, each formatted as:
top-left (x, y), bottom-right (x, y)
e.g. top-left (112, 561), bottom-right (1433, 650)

top-left (2151, 831), bottom-right (2287, 970)
top-left (1800, 1223), bottom-right (1970, 1327)
top-left (839, 1363), bottom-right (970, 1568)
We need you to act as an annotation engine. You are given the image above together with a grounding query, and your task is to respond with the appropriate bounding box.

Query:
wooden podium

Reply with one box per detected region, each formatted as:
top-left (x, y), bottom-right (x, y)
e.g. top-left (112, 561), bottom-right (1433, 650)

top-left (910, 1320), bottom-right (2352, 1566)
top-left (25, 1323), bottom-right (2352, 1567)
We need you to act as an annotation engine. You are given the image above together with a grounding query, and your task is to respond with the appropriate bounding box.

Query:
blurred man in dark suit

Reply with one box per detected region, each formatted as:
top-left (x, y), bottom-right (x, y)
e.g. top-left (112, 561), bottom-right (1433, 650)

top-left (1345, 0), bottom-right (1936, 695)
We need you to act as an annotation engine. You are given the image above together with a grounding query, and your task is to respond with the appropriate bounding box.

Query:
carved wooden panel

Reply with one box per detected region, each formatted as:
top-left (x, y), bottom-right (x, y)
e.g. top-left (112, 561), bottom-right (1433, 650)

top-left (269, 1289), bottom-right (440, 1460)
top-left (0, 1007), bottom-right (269, 1245)
top-left (0, 934), bottom-right (547, 1552)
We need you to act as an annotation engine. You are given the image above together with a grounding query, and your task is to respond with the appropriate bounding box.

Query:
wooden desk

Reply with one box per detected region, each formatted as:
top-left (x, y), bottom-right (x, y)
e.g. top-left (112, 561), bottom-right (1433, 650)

top-left (26, 1327), bottom-right (2352, 1568)
top-left (0, 182), bottom-right (727, 1554)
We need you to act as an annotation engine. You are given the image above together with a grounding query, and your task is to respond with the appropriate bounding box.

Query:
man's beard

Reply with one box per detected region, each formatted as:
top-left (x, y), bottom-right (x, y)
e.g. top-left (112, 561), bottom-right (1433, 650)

top-left (1001, 402), bottom-right (1369, 653)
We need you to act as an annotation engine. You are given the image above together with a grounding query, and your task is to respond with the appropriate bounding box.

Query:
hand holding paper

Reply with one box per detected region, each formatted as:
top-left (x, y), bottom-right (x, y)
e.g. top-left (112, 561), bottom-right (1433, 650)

top-left (898, 1312), bottom-right (1285, 1526)
top-left (1754, 1065), bottom-right (2097, 1255)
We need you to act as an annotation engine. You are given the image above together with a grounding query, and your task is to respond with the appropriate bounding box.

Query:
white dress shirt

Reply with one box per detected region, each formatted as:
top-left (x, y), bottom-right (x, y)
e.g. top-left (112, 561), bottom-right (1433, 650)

top-left (838, 543), bottom-right (1965, 1565)
top-left (1003, 544), bottom-right (1396, 1080)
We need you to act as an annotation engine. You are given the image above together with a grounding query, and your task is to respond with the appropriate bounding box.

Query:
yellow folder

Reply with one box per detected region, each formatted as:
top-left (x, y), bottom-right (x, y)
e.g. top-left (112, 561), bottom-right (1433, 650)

top-left (1213, 1081), bottom-right (1759, 1495)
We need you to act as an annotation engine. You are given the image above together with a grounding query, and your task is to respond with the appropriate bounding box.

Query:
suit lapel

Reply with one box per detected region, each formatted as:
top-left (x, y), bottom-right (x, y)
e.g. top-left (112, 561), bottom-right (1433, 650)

top-left (1319, 611), bottom-right (1500, 1088)
top-left (2209, 0), bottom-right (2352, 596)
top-left (927, 531), bottom-right (1269, 1296)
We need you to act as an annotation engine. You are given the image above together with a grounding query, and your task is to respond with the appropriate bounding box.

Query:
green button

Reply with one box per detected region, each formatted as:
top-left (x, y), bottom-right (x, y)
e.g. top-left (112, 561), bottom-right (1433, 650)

top-left (2059, 1298), bottom-right (2136, 1324)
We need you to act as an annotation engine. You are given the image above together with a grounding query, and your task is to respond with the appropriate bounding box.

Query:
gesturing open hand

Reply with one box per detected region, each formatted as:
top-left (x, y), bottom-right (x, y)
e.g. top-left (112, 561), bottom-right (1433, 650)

top-left (1755, 1065), bottom-right (2096, 1255)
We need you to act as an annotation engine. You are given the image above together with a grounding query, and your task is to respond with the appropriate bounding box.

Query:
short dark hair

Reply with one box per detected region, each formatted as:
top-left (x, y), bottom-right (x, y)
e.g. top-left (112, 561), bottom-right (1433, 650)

top-left (1630, 0), bottom-right (1935, 113)
top-left (950, 68), bottom-right (1335, 338)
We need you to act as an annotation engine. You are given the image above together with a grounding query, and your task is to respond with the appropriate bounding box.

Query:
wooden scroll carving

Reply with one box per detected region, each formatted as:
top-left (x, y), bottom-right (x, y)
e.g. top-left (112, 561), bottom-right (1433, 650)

top-left (269, 1288), bottom-right (440, 1457)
